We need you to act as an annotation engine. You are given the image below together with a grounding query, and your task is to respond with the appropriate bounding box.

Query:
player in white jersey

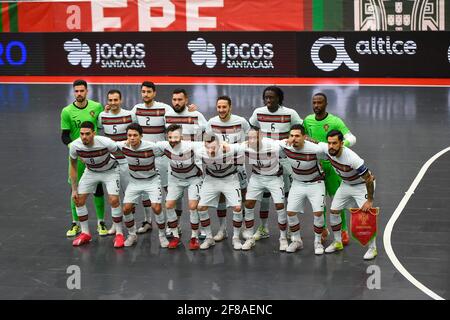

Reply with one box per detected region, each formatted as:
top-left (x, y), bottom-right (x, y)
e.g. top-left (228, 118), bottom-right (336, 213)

top-left (279, 124), bottom-right (327, 254)
top-left (68, 121), bottom-right (124, 248)
top-left (156, 124), bottom-right (204, 250)
top-left (206, 95), bottom-right (250, 241)
top-left (115, 123), bottom-right (168, 248)
top-left (240, 127), bottom-right (288, 251)
top-left (249, 86), bottom-right (303, 240)
top-left (194, 134), bottom-right (245, 250)
top-left (98, 89), bottom-right (154, 235)
top-left (318, 130), bottom-right (377, 260)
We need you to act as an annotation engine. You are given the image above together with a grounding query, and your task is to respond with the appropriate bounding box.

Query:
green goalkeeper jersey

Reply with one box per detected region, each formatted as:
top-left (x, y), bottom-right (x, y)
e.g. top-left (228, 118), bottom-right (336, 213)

top-left (60, 100), bottom-right (103, 141)
top-left (303, 113), bottom-right (351, 146)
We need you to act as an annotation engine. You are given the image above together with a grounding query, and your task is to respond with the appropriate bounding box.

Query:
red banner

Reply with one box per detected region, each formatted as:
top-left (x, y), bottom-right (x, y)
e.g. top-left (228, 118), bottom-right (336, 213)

top-left (9, 0), bottom-right (305, 32)
top-left (350, 207), bottom-right (379, 246)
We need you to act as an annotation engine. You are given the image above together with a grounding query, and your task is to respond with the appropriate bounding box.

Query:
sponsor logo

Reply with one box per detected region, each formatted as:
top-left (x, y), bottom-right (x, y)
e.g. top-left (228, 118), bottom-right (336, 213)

top-left (311, 36), bottom-right (416, 72)
top-left (64, 38), bottom-right (146, 69)
top-left (0, 41), bottom-right (27, 66)
top-left (188, 37), bottom-right (274, 69)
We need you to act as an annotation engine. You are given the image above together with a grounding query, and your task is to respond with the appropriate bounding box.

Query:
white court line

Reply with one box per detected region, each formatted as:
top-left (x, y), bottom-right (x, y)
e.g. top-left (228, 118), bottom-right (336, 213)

top-left (383, 147), bottom-right (450, 301)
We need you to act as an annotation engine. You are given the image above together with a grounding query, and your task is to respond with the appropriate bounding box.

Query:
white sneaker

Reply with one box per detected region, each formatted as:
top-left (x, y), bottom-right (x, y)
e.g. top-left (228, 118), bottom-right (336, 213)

top-left (124, 234), bottom-right (137, 247)
top-left (159, 236), bottom-right (169, 248)
top-left (137, 221), bottom-right (152, 234)
top-left (279, 238), bottom-right (289, 251)
top-left (363, 247), bottom-right (378, 260)
top-left (242, 229), bottom-right (254, 240)
top-left (253, 225), bottom-right (270, 241)
top-left (107, 223), bottom-right (116, 235)
top-left (242, 238), bottom-right (255, 251)
top-left (213, 229), bottom-right (228, 242)
top-left (232, 237), bottom-right (242, 250)
top-left (200, 238), bottom-right (215, 250)
top-left (286, 239), bottom-right (303, 253)
top-left (314, 242), bottom-right (324, 255)
top-left (325, 241), bottom-right (344, 253)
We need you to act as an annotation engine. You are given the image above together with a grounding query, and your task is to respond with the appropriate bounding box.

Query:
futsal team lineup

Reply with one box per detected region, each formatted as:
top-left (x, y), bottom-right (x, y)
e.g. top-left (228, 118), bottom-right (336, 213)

top-left (62, 79), bottom-right (378, 261)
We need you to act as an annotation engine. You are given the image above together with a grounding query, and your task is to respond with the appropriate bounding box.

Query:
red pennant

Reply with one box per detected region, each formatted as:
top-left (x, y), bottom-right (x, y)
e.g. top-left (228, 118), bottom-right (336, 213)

top-left (350, 207), bottom-right (379, 246)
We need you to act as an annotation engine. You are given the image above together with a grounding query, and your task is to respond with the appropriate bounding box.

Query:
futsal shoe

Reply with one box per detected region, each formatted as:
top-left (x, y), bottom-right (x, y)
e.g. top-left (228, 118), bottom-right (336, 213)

top-left (97, 221), bottom-right (109, 236)
top-left (114, 234), bottom-right (125, 248)
top-left (242, 238), bottom-right (256, 251)
top-left (124, 234), bottom-right (138, 247)
top-left (363, 248), bottom-right (378, 260)
top-left (321, 228), bottom-right (329, 244)
top-left (279, 238), bottom-right (289, 252)
top-left (168, 237), bottom-right (181, 249)
top-left (253, 225), bottom-right (270, 241)
top-left (325, 241), bottom-right (344, 253)
top-left (199, 229), bottom-right (207, 241)
top-left (72, 233), bottom-right (92, 246)
top-left (286, 239), bottom-right (303, 253)
top-left (242, 229), bottom-right (254, 241)
top-left (166, 226), bottom-right (182, 239)
top-left (342, 230), bottom-right (350, 246)
top-left (189, 238), bottom-right (200, 250)
top-left (200, 238), bottom-right (215, 250)
top-left (137, 221), bottom-right (152, 234)
top-left (66, 223), bottom-right (81, 237)
top-left (314, 242), bottom-right (325, 255)
top-left (213, 229), bottom-right (228, 242)
top-left (107, 223), bottom-right (116, 235)
top-left (232, 237), bottom-right (242, 250)
top-left (159, 236), bottom-right (169, 248)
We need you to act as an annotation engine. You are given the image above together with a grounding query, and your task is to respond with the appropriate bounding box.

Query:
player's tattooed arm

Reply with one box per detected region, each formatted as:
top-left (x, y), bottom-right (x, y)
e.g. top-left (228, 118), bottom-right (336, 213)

top-left (361, 170), bottom-right (375, 212)
top-left (69, 157), bottom-right (79, 205)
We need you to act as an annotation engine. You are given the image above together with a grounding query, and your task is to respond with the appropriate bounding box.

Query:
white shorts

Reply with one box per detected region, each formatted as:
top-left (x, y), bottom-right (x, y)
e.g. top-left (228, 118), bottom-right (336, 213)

top-left (78, 166), bottom-right (120, 195)
top-left (280, 158), bottom-right (292, 192)
top-left (286, 179), bottom-right (325, 213)
top-left (155, 156), bottom-right (169, 188)
top-left (166, 174), bottom-right (202, 202)
top-left (118, 161), bottom-right (130, 191)
top-left (123, 175), bottom-right (163, 204)
top-left (331, 182), bottom-right (373, 211)
top-left (237, 165), bottom-right (248, 190)
top-left (246, 174), bottom-right (285, 204)
top-left (198, 174), bottom-right (242, 208)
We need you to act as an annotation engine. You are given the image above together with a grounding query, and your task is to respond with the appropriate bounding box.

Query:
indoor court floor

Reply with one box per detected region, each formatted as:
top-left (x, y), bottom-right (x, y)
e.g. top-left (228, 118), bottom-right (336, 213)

top-left (0, 81), bottom-right (448, 300)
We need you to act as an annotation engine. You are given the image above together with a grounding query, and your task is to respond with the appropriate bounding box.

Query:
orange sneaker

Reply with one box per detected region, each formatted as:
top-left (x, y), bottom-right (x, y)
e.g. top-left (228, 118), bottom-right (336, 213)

top-left (189, 238), bottom-right (200, 250)
top-left (342, 230), bottom-right (350, 246)
top-left (321, 228), bottom-right (329, 244)
top-left (73, 233), bottom-right (92, 246)
top-left (114, 234), bottom-right (125, 248)
top-left (168, 237), bottom-right (181, 249)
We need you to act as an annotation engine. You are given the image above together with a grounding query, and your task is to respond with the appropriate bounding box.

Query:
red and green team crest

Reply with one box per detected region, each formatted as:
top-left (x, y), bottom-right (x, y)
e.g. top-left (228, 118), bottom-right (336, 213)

top-left (350, 207), bottom-right (379, 246)
top-left (323, 124), bottom-right (329, 132)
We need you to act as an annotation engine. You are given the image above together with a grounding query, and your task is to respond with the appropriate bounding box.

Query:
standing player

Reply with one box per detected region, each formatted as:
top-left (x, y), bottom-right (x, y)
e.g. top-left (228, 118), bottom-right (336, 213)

top-left (156, 125), bottom-right (204, 250)
top-left (319, 130), bottom-right (377, 260)
top-left (249, 86), bottom-right (303, 240)
top-left (195, 134), bottom-right (245, 250)
top-left (98, 89), bottom-right (154, 235)
top-left (279, 124), bottom-right (326, 254)
top-left (69, 121), bottom-right (124, 248)
top-left (206, 96), bottom-right (250, 241)
top-left (61, 79), bottom-right (107, 237)
top-left (303, 93), bottom-right (357, 245)
top-left (115, 123), bottom-right (167, 248)
top-left (241, 127), bottom-right (288, 251)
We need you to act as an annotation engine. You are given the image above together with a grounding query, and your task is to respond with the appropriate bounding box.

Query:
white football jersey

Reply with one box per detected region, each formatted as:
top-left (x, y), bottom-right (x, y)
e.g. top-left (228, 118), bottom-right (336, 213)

top-left (193, 142), bottom-right (243, 178)
top-left (117, 140), bottom-right (164, 179)
top-left (242, 137), bottom-right (282, 176)
top-left (206, 114), bottom-right (250, 144)
top-left (69, 136), bottom-right (118, 172)
top-left (249, 106), bottom-right (303, 140)
top-left (164, 108), bottom-right (207, 141)
top-left (130, 101), bottom-right (172, 142)
top-left (318, 142), bottom-right (368, 185)
top-left (157, 141), bottom-right (202, 180)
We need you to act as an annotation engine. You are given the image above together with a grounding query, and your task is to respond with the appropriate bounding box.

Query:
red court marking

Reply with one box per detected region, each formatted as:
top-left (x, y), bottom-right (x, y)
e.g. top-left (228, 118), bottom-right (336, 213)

top-left (0, 76), bottom-right (449, 86)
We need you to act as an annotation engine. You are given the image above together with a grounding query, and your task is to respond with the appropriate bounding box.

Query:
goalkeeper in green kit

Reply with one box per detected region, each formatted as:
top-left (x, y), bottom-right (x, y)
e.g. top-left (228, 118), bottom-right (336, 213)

top-left (60, 80), bottom-right (107, 237)
top-left (303, 93), bottom-right (356, 245)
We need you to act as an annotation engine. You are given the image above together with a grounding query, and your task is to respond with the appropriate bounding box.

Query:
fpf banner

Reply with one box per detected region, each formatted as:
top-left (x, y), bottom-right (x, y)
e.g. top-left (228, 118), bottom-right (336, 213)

top-left (350, 207), bottom-right (379, 246)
